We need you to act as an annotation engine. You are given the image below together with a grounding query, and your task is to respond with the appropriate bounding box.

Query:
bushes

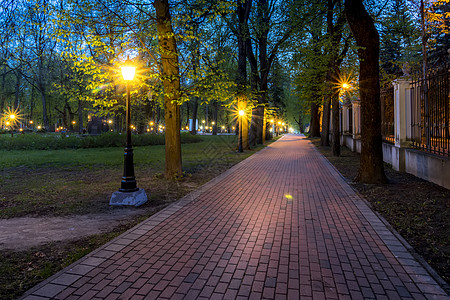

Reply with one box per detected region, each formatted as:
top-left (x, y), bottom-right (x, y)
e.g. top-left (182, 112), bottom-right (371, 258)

top-left (0, 132), bottom-right (202, 150)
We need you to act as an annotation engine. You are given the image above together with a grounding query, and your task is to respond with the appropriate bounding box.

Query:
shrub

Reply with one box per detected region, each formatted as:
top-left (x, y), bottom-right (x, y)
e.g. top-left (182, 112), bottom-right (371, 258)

top-left (0, 132), bottom-right (202, 150)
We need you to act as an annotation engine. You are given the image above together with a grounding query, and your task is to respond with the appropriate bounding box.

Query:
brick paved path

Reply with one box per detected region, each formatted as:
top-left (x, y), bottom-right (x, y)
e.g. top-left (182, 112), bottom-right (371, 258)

top-left (22, 135), bottom-right (449, 300)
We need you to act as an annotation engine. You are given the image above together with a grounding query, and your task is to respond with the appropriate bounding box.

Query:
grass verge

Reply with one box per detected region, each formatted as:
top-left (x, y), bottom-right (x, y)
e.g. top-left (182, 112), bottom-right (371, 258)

top-left (310, 137), bottom-right (450, 286)
top-left (0, 134), bottom-right (275, 299)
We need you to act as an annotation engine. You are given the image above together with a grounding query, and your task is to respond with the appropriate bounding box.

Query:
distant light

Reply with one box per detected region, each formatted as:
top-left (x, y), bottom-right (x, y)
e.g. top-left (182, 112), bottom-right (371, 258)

top-left (29, 120), bottom-right (33, 124)
top-left (212, 121), bottom-right (215, 125)
top-left (342, 82), bottom-right (350, 89)
top-left (282, 122), bottom-right (285, 126)
top-left (108, 120), bottom-right (113, 124)
top-left (37, 125), bottom-right (41, 129)
top-left (72, 121), bottom-right (76, 124)
top-left (270, 119), bottom-right (274, 123)
top-left (239, 110), bottom-right (245, 116)
top-left (221, 126), bottom-right (225, 129)
top-left (285, 194), bottom-right (293, 199)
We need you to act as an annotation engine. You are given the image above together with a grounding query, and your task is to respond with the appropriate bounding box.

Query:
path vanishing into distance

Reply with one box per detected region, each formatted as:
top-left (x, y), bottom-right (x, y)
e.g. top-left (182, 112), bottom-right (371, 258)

top-left (21, 134), bottom-right (449, 299)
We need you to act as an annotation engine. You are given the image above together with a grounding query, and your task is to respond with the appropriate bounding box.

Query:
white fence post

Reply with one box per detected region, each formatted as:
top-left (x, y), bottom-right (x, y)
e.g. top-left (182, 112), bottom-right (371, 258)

top-left (393, 79), bottom-right (412, 147)
top-left (391, 79), bottom-right (412, 171)
top-left (352, 99), bottom-right (361, 140)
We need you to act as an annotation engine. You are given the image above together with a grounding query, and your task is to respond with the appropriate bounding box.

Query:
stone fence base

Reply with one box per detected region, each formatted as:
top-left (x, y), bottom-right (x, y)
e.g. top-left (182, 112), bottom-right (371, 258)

top-left (340, 135), bottom-right (450, 190)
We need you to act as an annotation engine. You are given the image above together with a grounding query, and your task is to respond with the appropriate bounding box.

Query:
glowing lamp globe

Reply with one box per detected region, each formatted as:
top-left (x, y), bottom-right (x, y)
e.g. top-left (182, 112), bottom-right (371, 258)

top-left (121, 66), bottom-right (135, 81)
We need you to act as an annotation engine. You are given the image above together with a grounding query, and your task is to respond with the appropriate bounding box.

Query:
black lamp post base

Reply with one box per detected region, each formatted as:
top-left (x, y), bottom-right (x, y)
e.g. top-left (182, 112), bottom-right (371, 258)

top-left (119, 177), bottom-right (138, 192)
top-left (110, 188), bottom-right (147, 207)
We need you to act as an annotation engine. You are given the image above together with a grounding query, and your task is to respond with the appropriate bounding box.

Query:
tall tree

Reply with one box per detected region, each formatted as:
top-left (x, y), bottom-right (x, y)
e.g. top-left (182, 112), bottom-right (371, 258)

top-left (155, 0), bottom-right (182, 179)
top-left (345, 0), bottom-right (387, 183)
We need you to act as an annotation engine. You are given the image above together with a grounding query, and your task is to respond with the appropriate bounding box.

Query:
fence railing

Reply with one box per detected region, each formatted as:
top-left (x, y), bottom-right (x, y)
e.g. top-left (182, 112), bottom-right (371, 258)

top-left (381, 85), bottom-right (395, 144)
top-left (411, 66), bottom-right (449, 156)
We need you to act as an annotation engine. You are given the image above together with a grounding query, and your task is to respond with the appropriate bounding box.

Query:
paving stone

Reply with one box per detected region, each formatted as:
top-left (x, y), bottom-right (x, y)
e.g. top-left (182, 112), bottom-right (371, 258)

top-left (20, 135), bottom-right (449, 299)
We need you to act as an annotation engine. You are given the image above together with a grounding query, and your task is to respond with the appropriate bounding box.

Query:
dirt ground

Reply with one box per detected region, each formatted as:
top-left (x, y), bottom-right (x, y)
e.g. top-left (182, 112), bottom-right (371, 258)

top-left (0, 208), bottom-right (152, 251)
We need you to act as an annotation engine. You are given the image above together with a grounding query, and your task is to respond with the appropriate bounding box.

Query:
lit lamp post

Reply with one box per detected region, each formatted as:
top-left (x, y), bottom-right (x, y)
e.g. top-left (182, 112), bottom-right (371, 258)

top-left (120, 60), bottom-right (138, 192)
top-left (238, 110), bottom-right (244, 152)
top-left (110, 58), bottom-right (147, 207)
top-left (8, 114), bottom-right (16, 137)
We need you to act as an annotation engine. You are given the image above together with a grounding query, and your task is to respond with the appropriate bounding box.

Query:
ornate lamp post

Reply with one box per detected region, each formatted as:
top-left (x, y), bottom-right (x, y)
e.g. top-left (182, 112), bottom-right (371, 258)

top-left (110, 58), bottom-right (147, 206)
top-left (238, 110), bottom-right (244, 152)
top-left (120, 59), bottom-right (138, 192)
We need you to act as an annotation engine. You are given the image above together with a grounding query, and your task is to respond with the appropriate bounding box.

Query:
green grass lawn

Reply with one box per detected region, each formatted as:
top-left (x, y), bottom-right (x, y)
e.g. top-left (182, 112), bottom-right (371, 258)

top-left (0, 134), bottom-right (266, 218)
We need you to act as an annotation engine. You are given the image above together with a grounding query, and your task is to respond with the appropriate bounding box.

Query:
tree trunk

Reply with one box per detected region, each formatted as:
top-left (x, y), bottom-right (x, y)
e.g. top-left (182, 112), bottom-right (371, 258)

top-left (321, 96), bottom-right (331, 146)
top-left (237, 0), bottom-right (250, 92)
top-left (236, 0), bottom-right (251, 149)
top-left (41, 90), bottom-right (49, 129)
top-left (14, 69), bottom-right (21, 110)
top-left (0, 69), bottom-right (6, 117)
top-left (184, 102), bottom-right (189, 128)
top-left (331, 87), bottom-right (340, 156)
top-left (190, 96), bottom-right (198, 135)
top-left (345, 0), bottom-right (386, 183)
top-left (37, 54), bottom-right (49, 129)
top-left (310, 101), bottom-right (321, 137)
top-left (155, 0), bottom-right (182, 179)
top-left (78, 99), bottom-right (83, 134)
top-left (212, 100), bottom-right (218, 135)
top-left (190, 42), bottom-right (200, 135)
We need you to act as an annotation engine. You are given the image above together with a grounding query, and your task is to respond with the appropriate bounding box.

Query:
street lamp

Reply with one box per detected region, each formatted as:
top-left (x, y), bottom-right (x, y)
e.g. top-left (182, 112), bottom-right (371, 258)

top-left (238, 110), bottom-right (244, 152)
top-left (120, 58), bottom-right (138, 192)
top-left (110, 57), bottom-right (147, 207)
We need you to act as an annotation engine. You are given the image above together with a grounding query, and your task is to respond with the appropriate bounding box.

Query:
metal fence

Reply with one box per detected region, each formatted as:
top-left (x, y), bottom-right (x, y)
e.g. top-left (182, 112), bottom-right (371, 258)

top-left (381, 85), bottom-right (395, 143)
top-left (411, 66), bottom-right (450, 156)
